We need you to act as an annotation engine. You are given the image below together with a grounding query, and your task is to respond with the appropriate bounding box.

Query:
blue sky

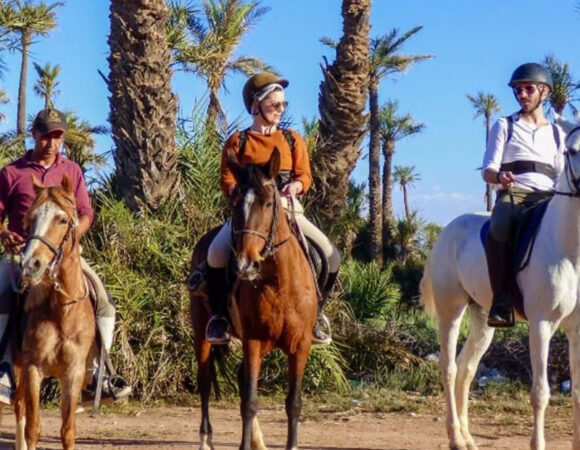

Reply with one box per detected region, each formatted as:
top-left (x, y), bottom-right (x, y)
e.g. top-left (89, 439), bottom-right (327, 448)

top-left (0, 0), bottom-right (579, 225)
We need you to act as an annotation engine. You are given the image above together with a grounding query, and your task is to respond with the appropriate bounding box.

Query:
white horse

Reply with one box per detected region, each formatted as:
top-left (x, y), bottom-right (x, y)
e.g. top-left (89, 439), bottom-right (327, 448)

top-left (421, 113), bottom-right (580, 450)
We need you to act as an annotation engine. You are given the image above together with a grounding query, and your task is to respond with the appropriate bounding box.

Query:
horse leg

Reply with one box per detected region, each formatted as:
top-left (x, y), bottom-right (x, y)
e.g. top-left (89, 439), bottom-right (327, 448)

top-left (22, 366), bottom-right (41, 450)
top-left (455, 303), bottom-right (495, 450)
top-left (239, 340), bottom-right (267, 450)
top-left (237, 362), bottom-right (265, 450)
top-left (60, 366), bottom-right (85, 450)
top-left (566, 325), bottom-right (580, 449)
top-left (285, 347), bottom-right (308, 450)
top-left (196, 339), bottom-right (214, 450)
top-left (14, 377), bottom-right (27, 450)
top-left (438, 304), bottom-right (468, 450)
top-left (529, 320), bottom-right (555, 450)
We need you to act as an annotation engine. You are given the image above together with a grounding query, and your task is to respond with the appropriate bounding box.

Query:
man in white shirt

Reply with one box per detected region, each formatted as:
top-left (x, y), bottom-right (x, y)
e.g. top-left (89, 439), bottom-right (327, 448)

top-left (481, 62), bottom-right (566, 327)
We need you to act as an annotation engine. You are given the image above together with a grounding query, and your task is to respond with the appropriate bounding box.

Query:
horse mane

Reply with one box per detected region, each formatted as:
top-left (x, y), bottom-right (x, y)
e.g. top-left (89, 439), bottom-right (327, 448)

top-left (23, 185), bottom-right (77, 231)
top-left (241, 164), bottom-right (271, 199)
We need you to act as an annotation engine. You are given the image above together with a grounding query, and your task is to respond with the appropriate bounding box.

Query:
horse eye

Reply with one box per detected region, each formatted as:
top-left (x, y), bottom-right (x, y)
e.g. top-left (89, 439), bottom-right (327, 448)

top-left (265, 201), bottom-right (273, 208)
top-left (59, 217), bottom-right (68, 225)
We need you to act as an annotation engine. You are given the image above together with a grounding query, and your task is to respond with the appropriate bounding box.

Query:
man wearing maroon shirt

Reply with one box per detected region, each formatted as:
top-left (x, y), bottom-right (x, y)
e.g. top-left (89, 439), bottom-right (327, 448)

top-left (0, 109), bottom-right (131, 404)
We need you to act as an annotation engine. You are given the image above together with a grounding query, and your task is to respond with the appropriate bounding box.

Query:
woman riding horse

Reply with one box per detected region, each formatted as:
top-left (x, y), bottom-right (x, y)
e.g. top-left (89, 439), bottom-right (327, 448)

top-left (199, 72), bottom-right (341, 345)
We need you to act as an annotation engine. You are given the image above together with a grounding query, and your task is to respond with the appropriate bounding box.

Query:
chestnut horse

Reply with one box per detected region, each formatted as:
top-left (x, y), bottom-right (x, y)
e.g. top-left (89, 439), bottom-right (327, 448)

top-left (189, 148), bottom-right (318, 450)
top-left (12, 175), bottom-right (94, 450)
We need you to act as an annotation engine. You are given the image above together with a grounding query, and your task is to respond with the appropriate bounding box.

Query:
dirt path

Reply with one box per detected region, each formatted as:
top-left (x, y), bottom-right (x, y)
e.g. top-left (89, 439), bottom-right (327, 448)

top-left (0, 402), bottom-right (573, 449)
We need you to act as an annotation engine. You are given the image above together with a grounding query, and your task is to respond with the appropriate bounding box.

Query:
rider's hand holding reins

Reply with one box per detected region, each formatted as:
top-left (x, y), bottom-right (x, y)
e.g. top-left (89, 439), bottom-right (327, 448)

top-left (497, 170), bottom-right (516, 190)
top-left (281, 181), bottom-right (303, 197)
top-left (0, 228), bottom-right (24, 254)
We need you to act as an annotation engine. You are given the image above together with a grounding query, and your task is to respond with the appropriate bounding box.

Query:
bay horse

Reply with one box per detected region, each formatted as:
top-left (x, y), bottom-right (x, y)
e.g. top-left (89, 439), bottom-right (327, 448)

top-left (189, 148), bottom-right (318, 450)
top-left (420, 113), bottom-right (580, 450)
top-left (12, 174), bottom-right (95, 450)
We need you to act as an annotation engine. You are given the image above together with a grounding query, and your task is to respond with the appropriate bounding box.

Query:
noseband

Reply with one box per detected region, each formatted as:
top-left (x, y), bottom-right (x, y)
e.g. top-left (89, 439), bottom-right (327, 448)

top-left (231, 181), bottom-right (289, 258)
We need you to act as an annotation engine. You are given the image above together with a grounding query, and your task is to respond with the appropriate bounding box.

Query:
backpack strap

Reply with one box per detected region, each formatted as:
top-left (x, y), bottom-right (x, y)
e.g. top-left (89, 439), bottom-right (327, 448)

top-left (551, 123), bottom-right (561, 149)
top-left (238, 128), bottom-right (250, 160)
top-left (281, 128), bottom-right (295, 156)
top-left (505, 115), bottom-right (514, 145)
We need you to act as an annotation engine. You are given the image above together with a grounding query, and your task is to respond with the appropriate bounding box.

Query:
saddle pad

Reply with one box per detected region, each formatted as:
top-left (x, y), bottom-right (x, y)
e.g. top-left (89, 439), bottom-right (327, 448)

top-left (480, 198), bottom-right (551, 272)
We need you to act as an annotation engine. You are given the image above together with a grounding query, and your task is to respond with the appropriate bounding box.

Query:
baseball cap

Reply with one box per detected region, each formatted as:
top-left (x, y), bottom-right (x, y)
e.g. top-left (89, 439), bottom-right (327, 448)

top-left (32, 109), bottom-right (67, 134)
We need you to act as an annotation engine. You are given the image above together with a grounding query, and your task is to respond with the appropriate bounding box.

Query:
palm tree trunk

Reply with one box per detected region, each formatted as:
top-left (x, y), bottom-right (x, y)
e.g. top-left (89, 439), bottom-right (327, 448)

top-left (485, 113), bottom-right (493, 211)
top-left (368, 78), bottom-right (382, 265)
top-left (108, 0), bottom-right (179, 213)
top-left (402, 185), bottom-right (410, 220)
top-left (382, 141), bottom-right (394, 231)
top-left (313, 0), bottom-right (370, 227)
top-left (17, 33), bottom-right (31, 137)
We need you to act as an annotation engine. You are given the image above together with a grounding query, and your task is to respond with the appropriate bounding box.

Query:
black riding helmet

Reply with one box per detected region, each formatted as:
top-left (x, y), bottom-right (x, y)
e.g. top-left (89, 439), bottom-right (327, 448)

top-left (508, 63), bottom-right (553, 91)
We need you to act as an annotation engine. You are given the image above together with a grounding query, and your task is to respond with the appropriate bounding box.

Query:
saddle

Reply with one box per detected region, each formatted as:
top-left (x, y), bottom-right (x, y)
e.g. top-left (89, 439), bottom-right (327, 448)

top-left (481, 198), bottom-right (551, 318)
top-left (188, 229), bottom-right (329, 305)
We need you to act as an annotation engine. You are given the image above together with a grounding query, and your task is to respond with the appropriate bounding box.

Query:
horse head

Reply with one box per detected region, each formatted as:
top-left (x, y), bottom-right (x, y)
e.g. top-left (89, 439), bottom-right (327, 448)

top-left (556, 112), bottom-right (580, 153)
top-left (228, 147), bottom-right (286, 280)
top-left (20, 174), bottom-right (79, 288)
top-left (555, 112), bottom-right (580, 194)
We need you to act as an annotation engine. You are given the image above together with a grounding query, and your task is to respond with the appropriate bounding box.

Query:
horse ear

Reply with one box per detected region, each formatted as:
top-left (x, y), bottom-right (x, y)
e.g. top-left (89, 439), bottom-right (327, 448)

top-left (265, 148), bottom-right (281, 179)
top-left (226, 148), bottom-right (244, 183)
top-left (61, 174), bottom-right (73, 195)
top-left (31, 174), bottom-right (44, 195)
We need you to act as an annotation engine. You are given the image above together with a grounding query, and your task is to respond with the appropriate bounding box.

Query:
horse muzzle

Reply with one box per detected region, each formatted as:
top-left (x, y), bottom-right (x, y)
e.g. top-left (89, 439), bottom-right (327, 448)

top-left (235, 257), bottom-right (261, 281)
top-left (20, 255), bottom-right (49, 287)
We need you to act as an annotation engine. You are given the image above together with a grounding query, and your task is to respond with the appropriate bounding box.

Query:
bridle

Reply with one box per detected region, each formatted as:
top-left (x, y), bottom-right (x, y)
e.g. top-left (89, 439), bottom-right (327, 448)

top-left (231, 180), bottom-right (290, 259)
top-left (22, 211), bottom-right (88, 303)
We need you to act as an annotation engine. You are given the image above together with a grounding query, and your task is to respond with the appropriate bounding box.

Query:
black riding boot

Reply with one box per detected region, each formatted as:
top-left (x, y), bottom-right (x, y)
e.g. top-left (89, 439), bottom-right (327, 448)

top-left (205, 267), bottom-right (231, 345)
top-left (485, 235), bottom-right (514, 327)
top-left (313, 271), bottom-right (338, 345)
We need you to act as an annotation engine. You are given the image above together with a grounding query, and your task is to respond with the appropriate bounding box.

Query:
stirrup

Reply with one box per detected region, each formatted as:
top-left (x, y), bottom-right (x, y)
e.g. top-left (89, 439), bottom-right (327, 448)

top-left (487, 302), bottom-right (514, 328)
top-left (188, 268), bottom-right (206, 293)
top-left (312, 314), bottom-right (332, 345)
top-left (205, 315), bottom-right (231, 345)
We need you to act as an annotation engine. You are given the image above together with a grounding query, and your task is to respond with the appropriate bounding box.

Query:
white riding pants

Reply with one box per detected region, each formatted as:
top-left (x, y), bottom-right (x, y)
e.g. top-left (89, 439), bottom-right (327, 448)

top-left (207, 197), bottom-right (341, 273)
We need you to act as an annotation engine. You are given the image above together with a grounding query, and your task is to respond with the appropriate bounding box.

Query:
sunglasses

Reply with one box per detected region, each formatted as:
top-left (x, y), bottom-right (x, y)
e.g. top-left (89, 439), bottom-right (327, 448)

top-left (512, 85), bottom-right (538, 96)
top-left (263, 101), bottom-right (288, 111)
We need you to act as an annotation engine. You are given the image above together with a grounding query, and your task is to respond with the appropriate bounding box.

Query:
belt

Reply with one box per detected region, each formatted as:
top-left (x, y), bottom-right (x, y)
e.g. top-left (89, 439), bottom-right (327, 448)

top-left (500, 160), bottom-right (556, 179)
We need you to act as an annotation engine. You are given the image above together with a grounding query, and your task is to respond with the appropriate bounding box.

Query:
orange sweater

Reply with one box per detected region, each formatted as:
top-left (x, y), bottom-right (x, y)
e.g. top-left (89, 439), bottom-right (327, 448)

top-left (220, 129), bottom-right (312, 196)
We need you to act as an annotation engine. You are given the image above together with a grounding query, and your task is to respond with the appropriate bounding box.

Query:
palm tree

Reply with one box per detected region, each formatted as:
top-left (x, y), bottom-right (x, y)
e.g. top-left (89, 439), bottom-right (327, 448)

top-left (314, 0), bottom-right (370, 227)
top-left (466, 92), bottom-right (500, 211)
top-left (366, 26), bottom-right (432, 265)
top-left (0, 88), bottom-right (9, 122)
top-left (33, 61), bottom-right (60, 109)
top-left (0, 0), bottom-right (62, 136)
top-left (393, 211), bottom-right (422, 264)
top-left (108, 0), bottom-right (179, 212)
top-left (543, 55), bottom-right (580, 115)
top-left (393, 165), bottom-right (420, 220)
top-left (379, 100), bottom-right (424, 231)
top-left (167, 0), bottom-right (270, 136)
top-left (62, 111), bottom-right (108, 175)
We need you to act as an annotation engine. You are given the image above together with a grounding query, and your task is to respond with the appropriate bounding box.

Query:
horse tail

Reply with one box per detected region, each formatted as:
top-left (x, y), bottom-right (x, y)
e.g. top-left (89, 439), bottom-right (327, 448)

top-left (211, 344), bottom-right (237, 398)
top-left (420, 257), bottom-right (437, 318)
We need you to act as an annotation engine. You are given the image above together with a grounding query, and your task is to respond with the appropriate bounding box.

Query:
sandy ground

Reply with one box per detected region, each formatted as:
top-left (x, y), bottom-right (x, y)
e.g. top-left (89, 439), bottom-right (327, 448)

top-left (0, 402), bottom-right (574, 450)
